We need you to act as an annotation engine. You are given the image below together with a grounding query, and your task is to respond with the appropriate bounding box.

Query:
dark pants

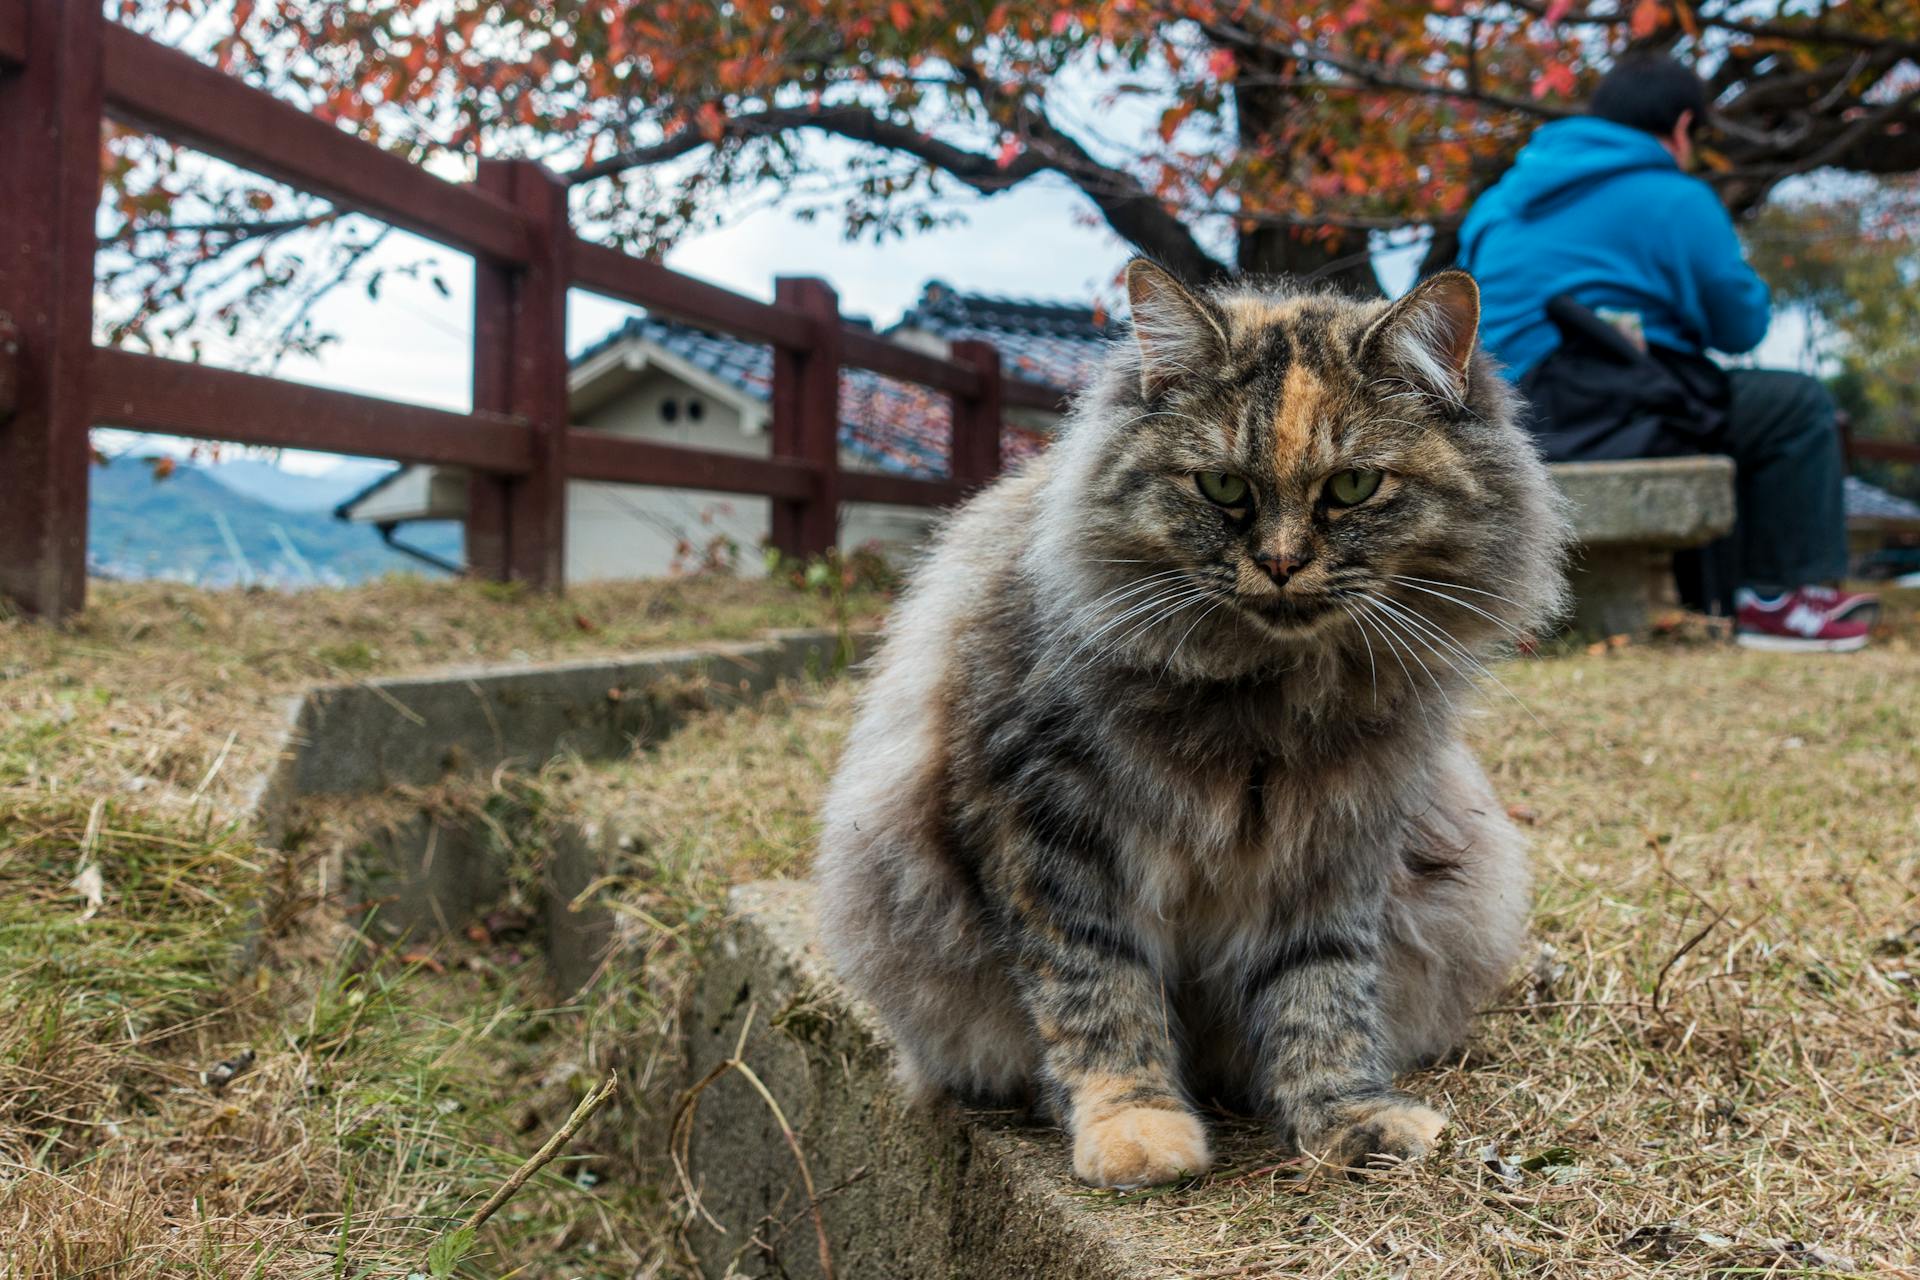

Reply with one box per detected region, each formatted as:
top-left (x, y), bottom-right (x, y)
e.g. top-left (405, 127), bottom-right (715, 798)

top-left (1679, 369), bottom-right (1849, 611)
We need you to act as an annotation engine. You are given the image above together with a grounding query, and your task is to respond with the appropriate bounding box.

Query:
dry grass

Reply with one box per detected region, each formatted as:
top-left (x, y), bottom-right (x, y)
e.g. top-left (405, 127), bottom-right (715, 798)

top-left (0, 575), bottom-right (876, 1280)
top-left (5, 577), bottom-right (1916, 1277)
top-left (0, 576), bottom-right (882, 818)
top-left (1084, 601), bottom-right (1920, 1278)
top-left (549, 597), bottom-right (1920, 1277)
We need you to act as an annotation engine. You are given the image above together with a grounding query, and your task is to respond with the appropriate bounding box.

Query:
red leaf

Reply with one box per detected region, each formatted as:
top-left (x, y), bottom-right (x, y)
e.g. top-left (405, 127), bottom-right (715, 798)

top-left (1543, 0), bottom-right (1574, 22)
top-left (996, 137), bottom-right (1020, 169)
top-left (1532, 62), bottom-right (1577, 100)
top-left (1207, 48), bottom-right (1235, 80)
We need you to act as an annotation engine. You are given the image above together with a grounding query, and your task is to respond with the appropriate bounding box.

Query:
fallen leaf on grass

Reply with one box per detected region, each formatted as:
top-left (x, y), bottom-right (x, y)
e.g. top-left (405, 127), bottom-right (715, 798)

top-left (1526, 943), bottom-right (1567, 1006)
top-left (71, 863), bottom-right (105, 920)
top-left (1618, 1222), bottom-right (1733, 1260)
top-left (1478, 1143), bottom-right (1522, 1188)
top-left (201, 1049), bottom-right (256, 1094)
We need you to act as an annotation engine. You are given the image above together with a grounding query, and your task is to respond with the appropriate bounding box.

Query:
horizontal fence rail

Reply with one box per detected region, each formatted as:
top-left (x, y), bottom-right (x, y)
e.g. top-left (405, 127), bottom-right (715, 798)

top-left (89, 349), bottom-right (537, 473)
top-left (0, 0), bottom-right (1074, 617)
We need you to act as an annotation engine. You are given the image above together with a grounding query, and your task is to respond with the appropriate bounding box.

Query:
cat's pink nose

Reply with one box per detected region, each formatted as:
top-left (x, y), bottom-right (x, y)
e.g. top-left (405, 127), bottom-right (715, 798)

top-left (1256, 550), bottom-right (1311, 585)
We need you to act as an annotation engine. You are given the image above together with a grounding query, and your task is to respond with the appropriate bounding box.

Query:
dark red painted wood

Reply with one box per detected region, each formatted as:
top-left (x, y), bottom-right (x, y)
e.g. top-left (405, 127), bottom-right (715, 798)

top-left (1001, 376), bottom-right (1071, 412)
top-left (0, 314), bottom-right (19, 421)
top-left (0, 0), bottom-right (101, 618)
top-left (568, 430), bottom-right (821, 500)
top-left (838, 471), bottom-right (964, 509)
top-left (90, 349), bottom-right (533, 471)
top-left (948, 339), bottom-right (1003, 491)
top-left (101, 27), bottom-right (530, 264)
top-left (0, 0), bottom-right (25, 67)
top-left (1848, 439), bottom-right (1920, 465)
top-left (573, 239), bottom-right (809, 349)
top-left (841, 328), bottom-right (982, 396)
top-left (770, 278), bottom-right (843, 559)
top-left (0, 12), bottom-right (1071, 614)
top-left (468, 160), bottom-right (569, 588)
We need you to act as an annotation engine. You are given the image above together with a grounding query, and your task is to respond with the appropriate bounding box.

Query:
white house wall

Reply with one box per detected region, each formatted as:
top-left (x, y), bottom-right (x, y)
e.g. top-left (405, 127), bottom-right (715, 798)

top-left (564, 366), bottom-right (940, 580)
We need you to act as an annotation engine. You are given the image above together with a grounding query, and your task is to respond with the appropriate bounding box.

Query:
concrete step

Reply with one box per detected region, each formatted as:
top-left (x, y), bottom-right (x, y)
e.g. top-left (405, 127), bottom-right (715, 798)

top-left (684, 879), bottom-right (1165, 1280)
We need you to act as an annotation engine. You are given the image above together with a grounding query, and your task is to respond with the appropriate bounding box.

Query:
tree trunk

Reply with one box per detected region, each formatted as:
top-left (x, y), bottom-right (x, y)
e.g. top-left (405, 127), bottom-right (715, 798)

top-left (1236, 223), bottom-right (1378, 294)
top-left (1226, 44), bottom-right (1383, 296)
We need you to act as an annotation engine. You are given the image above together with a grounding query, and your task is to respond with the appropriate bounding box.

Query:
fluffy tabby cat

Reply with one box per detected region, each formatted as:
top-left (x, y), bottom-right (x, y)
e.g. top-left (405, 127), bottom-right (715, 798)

top-left (815, 261), bottom-right (1570, 1187)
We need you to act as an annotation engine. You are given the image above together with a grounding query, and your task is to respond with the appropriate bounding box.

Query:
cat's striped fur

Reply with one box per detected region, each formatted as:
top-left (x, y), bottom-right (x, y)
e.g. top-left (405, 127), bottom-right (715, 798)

top-left (815, 262), bottom-right (1571, 1186)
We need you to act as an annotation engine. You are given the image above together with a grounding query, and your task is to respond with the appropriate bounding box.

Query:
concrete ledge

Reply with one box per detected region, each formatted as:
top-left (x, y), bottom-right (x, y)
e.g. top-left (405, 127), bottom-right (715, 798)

top-left (1549, 456), bottom-right (1736, 638)
top-left (230, 628), bottom-right (864, 970)
top-left (685, 880), bottom-right (1159, 1280)
top-left (290, 629), bottom-right (862, 796)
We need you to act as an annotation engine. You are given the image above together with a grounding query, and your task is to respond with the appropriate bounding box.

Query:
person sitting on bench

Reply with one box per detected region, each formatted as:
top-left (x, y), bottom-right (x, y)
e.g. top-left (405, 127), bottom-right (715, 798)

top-left (1457, 52), bottom-right (1875, 652)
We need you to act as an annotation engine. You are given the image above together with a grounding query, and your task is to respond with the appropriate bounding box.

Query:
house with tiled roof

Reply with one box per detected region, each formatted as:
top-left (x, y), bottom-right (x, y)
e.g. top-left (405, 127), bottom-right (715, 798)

top-left (338, 280), bottom-right (1100, 580)
top-left (340, 278), bottom-right (1918, 583)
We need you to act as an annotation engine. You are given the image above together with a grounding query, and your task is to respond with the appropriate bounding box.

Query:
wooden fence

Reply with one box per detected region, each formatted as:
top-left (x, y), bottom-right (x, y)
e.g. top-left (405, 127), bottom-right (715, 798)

top-left (0, 1), bottom-right (1066, 617)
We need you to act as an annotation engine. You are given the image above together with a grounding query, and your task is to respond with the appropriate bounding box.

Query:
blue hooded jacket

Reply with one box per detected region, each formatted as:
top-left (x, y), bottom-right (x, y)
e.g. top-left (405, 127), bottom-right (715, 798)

top-left (1457, 117), bottom-right (1771, 380)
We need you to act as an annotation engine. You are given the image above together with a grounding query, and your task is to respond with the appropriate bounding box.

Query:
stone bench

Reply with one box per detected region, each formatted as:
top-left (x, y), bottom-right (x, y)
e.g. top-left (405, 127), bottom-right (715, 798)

top-left (1549, 455), bottom-right (1735, 639)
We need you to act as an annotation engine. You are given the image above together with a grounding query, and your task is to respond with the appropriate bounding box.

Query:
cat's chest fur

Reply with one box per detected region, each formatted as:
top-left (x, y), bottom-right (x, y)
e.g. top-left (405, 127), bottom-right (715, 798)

top-left (1084, 680), bottom-right (1428, 964)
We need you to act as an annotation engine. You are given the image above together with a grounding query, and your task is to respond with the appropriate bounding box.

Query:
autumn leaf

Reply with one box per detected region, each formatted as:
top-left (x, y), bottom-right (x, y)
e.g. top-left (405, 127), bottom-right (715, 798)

top-left (1532, 61), bottom-right (1578, 100)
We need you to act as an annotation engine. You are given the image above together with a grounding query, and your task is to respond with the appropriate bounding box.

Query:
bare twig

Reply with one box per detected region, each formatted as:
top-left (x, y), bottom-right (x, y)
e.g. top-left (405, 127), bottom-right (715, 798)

top-left (462, 1071), bottom-right (618, 1235)
top-left (667, 1003), bottom-right (837, 1280)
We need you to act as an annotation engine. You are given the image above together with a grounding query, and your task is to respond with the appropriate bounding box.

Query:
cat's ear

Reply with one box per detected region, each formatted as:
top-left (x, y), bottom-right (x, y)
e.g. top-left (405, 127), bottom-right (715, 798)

top-left (1359, 270), bottom-right (1480, 402)
top-left (1125, 259), bottom-right (1226, 398)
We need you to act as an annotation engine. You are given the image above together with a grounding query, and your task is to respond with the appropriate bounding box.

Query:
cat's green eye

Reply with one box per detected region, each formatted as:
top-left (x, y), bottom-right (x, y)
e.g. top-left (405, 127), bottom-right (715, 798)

top-left (1195, 471), bottom-right (1250, 507)
top-left (1324, 469), bottom-right (1384, 508)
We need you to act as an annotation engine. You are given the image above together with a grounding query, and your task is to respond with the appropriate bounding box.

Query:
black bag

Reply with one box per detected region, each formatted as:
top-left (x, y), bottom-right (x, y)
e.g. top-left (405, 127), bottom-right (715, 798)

top-left (1519, 295), bottom-right (1741, 615)
top-left (1518, 294), bottom-right (1731, 463)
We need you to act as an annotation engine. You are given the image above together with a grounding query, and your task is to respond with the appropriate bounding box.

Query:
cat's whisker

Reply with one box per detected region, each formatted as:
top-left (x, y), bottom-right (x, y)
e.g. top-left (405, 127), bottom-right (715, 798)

top-left (1085, 585), bottom-right (1222, 672)
top-left (1389, 574), bottom-right (1530, 611)
top-left (1158, 593), bottom-right (1232, 685)
top-left (1368, 595), bottom-right (1553, 736)
top-left (1112, 408), bottom-right (1208, 433)
top-left (1354, 602), bottom-right (1437, 724)
top-left (1371, 600), bottom-right (1476, 693)
top-left (1359, 597), bottom-right (1456, 714)
top-left (1053, 578), bottom-right (1215, 674)
top-left (1076, 575), bottom-right (1204, 640)
top-left (1338, 602), bottom-right (1380, 710)
top-left (1096, 585), bottom-right (1221, 664)
top-left (1387, 579), bottom-right (1529, 644)
top-left (1063, 569), bottom-right (1197, 629)
top-left (1040, 573), bottom-right (1193, 661)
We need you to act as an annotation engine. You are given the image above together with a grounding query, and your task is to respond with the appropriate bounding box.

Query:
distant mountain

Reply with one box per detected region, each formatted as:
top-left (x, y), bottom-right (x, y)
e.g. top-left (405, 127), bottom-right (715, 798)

top-left (89, 457), bottom-right (463, 587)
top-left (202, 457), bottom-right (396, 512)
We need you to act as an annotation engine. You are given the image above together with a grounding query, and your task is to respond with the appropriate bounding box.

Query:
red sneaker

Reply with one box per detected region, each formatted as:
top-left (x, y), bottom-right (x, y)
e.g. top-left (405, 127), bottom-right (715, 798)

top-left (1735, 588), bottom-right (1870, 653)
top-left (1797, 583), bottom-right (1880, 625)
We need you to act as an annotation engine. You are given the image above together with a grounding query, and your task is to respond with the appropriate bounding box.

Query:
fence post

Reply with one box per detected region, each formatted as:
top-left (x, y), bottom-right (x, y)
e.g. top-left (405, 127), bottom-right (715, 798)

top-left (948, 339), bottom-right (1003, 491)
top-left (770, 277), bottom-right (841, 562)
top-left (0, 0), bottom-right (102, 619)
top-left (468, 159), bottom-right (569, 590)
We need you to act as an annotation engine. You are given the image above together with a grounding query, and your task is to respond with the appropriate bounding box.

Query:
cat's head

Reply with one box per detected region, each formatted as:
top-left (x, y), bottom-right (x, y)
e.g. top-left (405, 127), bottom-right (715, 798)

top-left (1034, 260), bottom-right (1571, 685)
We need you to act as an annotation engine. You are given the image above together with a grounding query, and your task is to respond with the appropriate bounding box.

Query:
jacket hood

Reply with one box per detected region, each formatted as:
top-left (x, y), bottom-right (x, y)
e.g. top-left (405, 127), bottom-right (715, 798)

top-left (1495, 117), bottom-right (1680, 217)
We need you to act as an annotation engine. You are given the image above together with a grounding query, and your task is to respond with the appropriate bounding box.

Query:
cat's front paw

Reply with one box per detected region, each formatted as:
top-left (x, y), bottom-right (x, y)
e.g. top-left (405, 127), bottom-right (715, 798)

top-left (1318, 1097), bottom-right (1446, 1174)
top-left (1072, 1106), bottom-right (1211, 1188)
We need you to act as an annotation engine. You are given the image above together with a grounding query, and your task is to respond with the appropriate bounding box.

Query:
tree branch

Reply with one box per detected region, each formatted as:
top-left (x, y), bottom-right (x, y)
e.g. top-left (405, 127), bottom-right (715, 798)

top-left (1501, 0), bottom-right (1920, 55)
top-left (569, 100), bottom-right (1229, 282)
